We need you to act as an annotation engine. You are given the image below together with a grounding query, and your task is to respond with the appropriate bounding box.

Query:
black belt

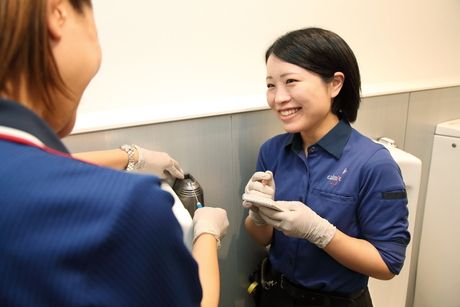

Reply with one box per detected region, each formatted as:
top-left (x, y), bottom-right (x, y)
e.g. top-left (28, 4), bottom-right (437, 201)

top-left (279, 274), bottom-right (366, 305)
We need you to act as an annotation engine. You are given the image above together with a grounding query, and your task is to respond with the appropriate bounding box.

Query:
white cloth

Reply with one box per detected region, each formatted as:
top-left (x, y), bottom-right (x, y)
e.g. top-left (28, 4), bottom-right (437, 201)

top-left (242, 171), bottom-right (275, 225)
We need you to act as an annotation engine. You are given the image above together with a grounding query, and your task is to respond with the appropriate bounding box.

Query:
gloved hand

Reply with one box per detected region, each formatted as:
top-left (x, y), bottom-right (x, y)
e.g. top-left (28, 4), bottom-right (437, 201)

top-left (134, 145), bottom-right (184, 179)
top-left (258, 201), bottom-right (337, 248)
top-left (193, 207), bottom-right (229, 248)
top-left (242, 171), bottom-right (275, 226)
top-left (242, 171), bottom-right (275, 205)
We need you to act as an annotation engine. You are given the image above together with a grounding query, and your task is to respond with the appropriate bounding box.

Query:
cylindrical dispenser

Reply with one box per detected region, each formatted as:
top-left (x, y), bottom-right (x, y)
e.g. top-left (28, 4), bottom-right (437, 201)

top-left (172, 173), bottom-right (204, 217)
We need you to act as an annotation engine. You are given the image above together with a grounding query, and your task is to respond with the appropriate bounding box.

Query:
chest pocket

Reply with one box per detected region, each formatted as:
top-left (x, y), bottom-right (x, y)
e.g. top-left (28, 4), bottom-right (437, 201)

top-left (309, 188), bottom-right (357, 224)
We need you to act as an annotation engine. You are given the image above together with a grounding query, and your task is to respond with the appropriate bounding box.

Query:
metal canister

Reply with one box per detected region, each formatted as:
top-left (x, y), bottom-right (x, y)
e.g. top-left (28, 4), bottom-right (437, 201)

top-left (172, 173), bottom-right (204, 217)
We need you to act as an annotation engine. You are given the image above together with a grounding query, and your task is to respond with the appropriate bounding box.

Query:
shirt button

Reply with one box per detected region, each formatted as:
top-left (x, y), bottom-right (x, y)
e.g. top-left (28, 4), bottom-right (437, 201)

top-left (308, 146), bottom-right (316, 153)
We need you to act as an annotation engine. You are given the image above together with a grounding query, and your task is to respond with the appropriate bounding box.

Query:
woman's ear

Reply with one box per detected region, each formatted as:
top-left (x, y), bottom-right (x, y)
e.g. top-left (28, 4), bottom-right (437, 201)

top-left (330, 72), bottom-right (345, 98)
top-left (47, 0), bottom-right (67, 40)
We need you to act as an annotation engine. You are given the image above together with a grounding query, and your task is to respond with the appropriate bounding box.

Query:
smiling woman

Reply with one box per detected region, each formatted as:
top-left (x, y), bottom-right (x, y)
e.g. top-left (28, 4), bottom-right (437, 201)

top-left (243, 27), bottom-right (410, 307)
top-left (264, 28), bottom-right (360, 146)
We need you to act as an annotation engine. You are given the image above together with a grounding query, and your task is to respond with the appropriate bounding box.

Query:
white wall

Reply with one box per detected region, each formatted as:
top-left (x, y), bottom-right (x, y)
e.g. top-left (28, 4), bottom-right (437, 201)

top-left (74, 0), bottom-right (460, 133)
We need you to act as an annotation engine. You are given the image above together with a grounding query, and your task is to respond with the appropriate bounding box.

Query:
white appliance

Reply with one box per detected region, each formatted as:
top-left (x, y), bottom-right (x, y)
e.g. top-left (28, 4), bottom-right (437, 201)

top-left (414, 119), bottom-right (460, 307)
top-left (161, 182), bottom-right (194, 252)
top-left (368, 139), bottom-right (422, 307)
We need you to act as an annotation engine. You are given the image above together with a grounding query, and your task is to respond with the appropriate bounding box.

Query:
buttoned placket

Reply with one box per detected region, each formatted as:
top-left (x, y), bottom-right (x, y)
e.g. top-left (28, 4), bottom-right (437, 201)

top-left (289, 146), bottom-right (313, 278)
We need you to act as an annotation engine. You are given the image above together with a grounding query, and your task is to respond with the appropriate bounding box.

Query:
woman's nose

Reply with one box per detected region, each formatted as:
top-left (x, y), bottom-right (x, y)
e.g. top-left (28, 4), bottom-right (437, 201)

top-left (273, 87), bottom-right (291, 104)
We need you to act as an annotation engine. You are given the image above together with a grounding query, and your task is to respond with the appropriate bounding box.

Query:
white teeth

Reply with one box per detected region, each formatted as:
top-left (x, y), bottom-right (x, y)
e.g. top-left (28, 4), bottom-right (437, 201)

top-left (280, 108), bottom-right (299, 116)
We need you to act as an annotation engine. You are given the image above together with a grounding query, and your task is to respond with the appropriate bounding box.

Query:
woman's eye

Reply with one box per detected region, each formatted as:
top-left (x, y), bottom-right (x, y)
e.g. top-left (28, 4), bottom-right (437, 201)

top-left (266, 83), bottom-right (274, 88)
top-left (286, 79), bottom-right (297, 84)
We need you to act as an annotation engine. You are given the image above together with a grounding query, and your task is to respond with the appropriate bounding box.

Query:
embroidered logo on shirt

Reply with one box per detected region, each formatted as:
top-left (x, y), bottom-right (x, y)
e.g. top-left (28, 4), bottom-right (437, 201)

top-left (327, 168), bottom-right (348, 186)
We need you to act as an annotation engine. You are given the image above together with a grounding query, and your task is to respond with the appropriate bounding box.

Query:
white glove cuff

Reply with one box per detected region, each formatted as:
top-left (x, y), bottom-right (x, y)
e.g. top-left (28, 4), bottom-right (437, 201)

top-left (309, 220), bottom-right (337, 249)
top-left (193, 232), bottom-right (222, 249)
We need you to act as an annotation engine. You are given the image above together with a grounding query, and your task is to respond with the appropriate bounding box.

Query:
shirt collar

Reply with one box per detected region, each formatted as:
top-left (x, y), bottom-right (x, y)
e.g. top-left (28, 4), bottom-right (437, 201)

top-left (0, 99), bottom-right (69, 153)
top-left (284, 119), bottom-right (351, 159)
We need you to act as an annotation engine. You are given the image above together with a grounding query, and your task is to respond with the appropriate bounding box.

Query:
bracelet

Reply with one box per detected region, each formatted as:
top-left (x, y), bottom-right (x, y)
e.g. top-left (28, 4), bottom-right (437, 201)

top-left (119, 144), bottom-right (137, 171)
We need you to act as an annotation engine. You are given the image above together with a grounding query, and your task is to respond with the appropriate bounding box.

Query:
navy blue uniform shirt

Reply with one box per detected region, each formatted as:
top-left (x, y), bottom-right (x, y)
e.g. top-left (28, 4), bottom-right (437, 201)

top-left (0, 99), bottom-right (202, 306)
top-left (257, 120), bottom-right (410, 294)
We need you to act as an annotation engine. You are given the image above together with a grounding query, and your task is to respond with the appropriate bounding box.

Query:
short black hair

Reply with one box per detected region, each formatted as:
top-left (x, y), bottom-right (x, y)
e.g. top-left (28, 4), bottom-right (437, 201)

top-left (265, 27), bottom-right (361, 123)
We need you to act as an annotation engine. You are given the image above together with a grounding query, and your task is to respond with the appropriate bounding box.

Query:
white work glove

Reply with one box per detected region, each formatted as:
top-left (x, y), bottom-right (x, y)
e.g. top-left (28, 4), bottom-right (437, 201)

top-left (193, 207), bottom-right (229, 248)
top-left (242, 171), bottom-right (275, 226)
top-left (134, 145), bottom-right (184, 179)
top-left (258, 201), bottom-right (337, 249)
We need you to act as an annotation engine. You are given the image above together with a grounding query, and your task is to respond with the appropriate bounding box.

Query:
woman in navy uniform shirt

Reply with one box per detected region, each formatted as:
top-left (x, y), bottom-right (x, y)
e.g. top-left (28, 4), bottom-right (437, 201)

top-left (0, 1), bottom-right (228, 306)
top-left (243, 28), bottom-right (410, 307)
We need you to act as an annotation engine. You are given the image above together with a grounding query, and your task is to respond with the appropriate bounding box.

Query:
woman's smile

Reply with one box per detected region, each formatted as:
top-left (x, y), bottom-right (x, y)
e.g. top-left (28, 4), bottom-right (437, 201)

top-left (278, 107), bottom-right (301, 120)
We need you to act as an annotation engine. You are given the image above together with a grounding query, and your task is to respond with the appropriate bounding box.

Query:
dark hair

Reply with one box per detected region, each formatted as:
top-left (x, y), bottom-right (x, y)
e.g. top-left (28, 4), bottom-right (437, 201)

top-left (265, 27), bottom-right (361, 123)
top-left (0, 0), bottom-right (92, 112)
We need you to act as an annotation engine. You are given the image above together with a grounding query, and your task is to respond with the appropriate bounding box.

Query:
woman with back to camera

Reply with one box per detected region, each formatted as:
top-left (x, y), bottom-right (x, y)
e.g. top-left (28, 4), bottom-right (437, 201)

top-left (243, 27), bottom-right (410, 307)
top-left (0, 1), bottom-right (227, 306)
